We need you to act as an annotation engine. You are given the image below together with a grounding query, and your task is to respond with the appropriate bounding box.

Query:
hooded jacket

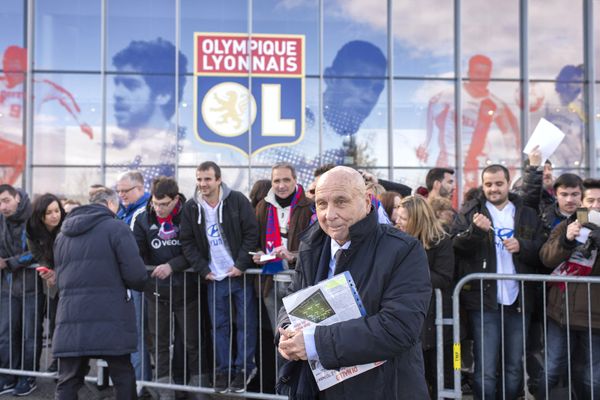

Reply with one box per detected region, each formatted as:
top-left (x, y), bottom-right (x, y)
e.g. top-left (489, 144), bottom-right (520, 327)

top-left (52, 203), bottom-right (148, 357)
top-left (134, 194), bottom-right (196, 299)
top-left (278, 209), bottom-right (432, 400)
top-left (180, 183), bottom-right (258, 278)
top-left (0, 189), bottom-right (38, 296)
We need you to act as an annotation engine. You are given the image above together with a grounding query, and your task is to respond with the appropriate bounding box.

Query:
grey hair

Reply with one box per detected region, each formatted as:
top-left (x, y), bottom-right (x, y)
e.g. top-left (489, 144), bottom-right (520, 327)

top-left (89, 188), bottom-right (119, 206)
top-left (117, 170), bottom-right (144, 186)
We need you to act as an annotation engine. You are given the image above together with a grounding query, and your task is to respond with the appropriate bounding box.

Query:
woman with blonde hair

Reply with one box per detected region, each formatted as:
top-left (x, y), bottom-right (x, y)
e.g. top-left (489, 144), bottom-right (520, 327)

top-left (395, 195), bottom-right (454, 398)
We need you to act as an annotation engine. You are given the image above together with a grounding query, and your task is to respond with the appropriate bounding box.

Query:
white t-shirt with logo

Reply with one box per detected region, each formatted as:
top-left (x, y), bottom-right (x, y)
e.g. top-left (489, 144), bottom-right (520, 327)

top-left (485, 201), bottom-right (519, 306)
top-left (202, 201), bottom-right (234, 281)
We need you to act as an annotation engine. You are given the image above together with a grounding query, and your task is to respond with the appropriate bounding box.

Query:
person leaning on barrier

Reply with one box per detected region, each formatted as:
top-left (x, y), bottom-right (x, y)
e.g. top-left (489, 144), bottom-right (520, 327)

top-left (26, 193), bottom-right (67, 374)
top-left (179, 161), bottom-right (259, 393)
top-left (52, 187), bottom-right (148, 400)
top-left (451, 164), bottom-right (543, 400)
top-left (0, 184), bottom-right (42, 396)
top-left (276, 166), bottom-right (432, 400)
top-left (535, 178), bottom-right (600, 400)
top-left (133, 176), bottom-right (203, 399)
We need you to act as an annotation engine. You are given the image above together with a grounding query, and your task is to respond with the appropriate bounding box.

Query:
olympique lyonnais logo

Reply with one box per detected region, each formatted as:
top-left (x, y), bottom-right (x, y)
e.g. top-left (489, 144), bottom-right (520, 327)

top-left (194, 33), bottom-right (305, 155)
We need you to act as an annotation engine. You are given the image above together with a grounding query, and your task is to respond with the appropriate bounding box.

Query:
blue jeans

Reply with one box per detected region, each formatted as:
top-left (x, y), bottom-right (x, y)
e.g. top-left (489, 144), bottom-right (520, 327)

top-left (470, 309), bottom-right (530, 400)
top-left (535, 318), bottom-right (600, 400)
top-left (130, 290), bottom-right (152, 382)
top-left (0, 290), bottom-right (43, 372)
top-left (207, 278), bottom-right (257, 374)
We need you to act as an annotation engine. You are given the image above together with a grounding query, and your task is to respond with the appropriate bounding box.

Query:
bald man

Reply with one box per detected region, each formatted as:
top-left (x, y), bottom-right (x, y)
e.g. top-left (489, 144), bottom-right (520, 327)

top-left (276, 167), bottom-right (431, 399)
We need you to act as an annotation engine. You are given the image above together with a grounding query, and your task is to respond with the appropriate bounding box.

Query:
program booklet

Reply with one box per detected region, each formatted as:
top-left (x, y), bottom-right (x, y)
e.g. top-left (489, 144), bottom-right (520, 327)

top-left (282, 271), bottom-right (385, 391)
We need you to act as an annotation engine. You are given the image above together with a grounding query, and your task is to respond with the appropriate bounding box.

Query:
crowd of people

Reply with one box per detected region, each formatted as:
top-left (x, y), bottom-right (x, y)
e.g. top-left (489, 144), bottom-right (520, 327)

top-left (0, 152), bottom-right (599, 400)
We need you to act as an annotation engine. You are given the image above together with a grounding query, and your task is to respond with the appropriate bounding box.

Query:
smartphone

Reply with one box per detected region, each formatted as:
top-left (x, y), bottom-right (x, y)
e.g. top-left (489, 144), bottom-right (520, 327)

top-left (36, 266), bottom-right (51, 273)
top-left (577, 207), bottom-right (589, 224)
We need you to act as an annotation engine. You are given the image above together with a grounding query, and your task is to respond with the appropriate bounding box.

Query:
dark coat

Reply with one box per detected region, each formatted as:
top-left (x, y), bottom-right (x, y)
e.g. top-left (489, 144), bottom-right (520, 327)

top-left (134, 195), bottom-right (196, 300)
top-left (53, 204), bottom-right (148, 357)
top-left (180, 184), bottom-right (258, 278)
top-left (539, 219), bottom-right (600, 330)
top-left (422, 235), bottom-right (454, 350)
top-left (452, 193), bottom-right (544, 311)
top-left (255, 187), bottom-right (314, 262)
top-left (0, 189), bottom-right (38, 296)
top-left (278, 210), bottom-right (432, 400)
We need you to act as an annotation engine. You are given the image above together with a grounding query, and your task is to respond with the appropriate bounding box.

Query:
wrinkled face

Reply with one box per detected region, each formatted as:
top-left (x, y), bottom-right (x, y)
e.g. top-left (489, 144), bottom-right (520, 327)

top-left (113, 65), bottom-right (156, 130)
top-left (315, 175), bottom-right (370, 244)
top-left (196, 168), bottom-right (221, 199)
top-left (116, 178), bottom-right (144, 207)
top-left (390, 195), bottom-right (402, 223)
top-left (43, 201), bottom-right (62, 231)
top-left (555, 186), bottom-right (582, 215)
top-left (271, 167), bottom-right (296, 199)
top-left (152, 195), bottom-right (177, 219)
top-left (0, 190), bottom-right (19, 217)
top-left (583, 188), bottom-right (600, 212)
top-left (395, 206), bottom-right (409, 232)
top-left (482, 170), bottom-right (510, 206)
top-left (438, 173), bottom-right (455, 199)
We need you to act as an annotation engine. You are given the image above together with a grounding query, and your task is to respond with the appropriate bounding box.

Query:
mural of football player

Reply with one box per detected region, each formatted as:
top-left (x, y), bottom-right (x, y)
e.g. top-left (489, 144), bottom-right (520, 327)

top-left (0, 45), bottom-right (93, 185)
top-left (110, 38), bottom-right (187, 190)
top-left (417, 54), bottom-right (520, 191)
top-left (543, 64), bottom-right (585, 169)
top-left (256, 40), bottom-right (387, 185)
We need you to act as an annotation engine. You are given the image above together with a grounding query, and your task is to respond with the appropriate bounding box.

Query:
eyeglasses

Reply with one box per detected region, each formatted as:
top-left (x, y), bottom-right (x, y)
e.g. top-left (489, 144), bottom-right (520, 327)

top-left (152, 198), bottom-right (175, 209)
top-left (116, 186), bottom-right (139, 195)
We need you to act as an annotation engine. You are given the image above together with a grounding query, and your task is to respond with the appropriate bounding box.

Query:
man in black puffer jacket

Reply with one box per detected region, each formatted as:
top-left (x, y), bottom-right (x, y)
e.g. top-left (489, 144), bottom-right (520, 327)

top-left (52, 188), bottom-right (147, 400)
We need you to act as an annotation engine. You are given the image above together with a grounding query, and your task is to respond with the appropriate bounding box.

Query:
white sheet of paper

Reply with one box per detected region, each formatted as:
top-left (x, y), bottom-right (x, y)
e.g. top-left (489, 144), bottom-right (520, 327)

top-left (523, 118), bottom-right (566, 163)
top-left (589, 210), bottom-right (600, 226)
top-left (576, 227), bottom-right (591, 244)
top-left (260, 254), bottom-right (276, 262)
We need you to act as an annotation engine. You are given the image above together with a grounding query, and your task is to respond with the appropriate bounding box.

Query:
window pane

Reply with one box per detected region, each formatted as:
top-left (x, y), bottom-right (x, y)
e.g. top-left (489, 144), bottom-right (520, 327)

top-left (461, 81), bottom-right (521, 189)
top-left (0, 0), bottom-right (24, 53)
top-left (0, 1), bottom-right (25, 185)
top-left (596, 0), bottom-right (600, 77)
top-left (250, 77), bottom-right (320, 187)
top-left (106, 72), bottom-right (180, 184)
top-left (529, 0), bottom-right (583, 79)
top-left (393, 79), bottom-right (455, 168)
top-left (180, 0), bottom-right (247, 76)
top-left (32, 73), bottom-right (101, 166)
top-left (595, 84), bottom-right (600, 169)
top-left (393, 168), bottom-right (427, 196)
top-left (32, 167), bottom-right (102, 201)
top-left (35, 0), bottom-right (100, 71)
top-left (323, 1), bottom-right (388, 78)
top-left (529, 79), bottom-right (585, 169)
top-left (253, 0), bottom-right (319, 76)
top-left (107, 0), bottom-right (175, 73)
top-left (393, 0), bottom-right (454, 78)
top-left (462, 0), bottom-right (520, 79)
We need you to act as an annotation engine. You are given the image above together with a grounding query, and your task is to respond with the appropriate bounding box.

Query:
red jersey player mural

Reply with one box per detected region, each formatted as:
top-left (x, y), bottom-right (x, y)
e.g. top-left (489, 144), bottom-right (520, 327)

top-left (417, 54), bottom-right (520, 193)
top-left (0, 45), bottom-right (93, 185)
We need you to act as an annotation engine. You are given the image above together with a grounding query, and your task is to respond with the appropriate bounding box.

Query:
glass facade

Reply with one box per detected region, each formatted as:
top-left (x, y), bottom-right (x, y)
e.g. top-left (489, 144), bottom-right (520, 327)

top-left (0, 0), bottom-right (598, 201)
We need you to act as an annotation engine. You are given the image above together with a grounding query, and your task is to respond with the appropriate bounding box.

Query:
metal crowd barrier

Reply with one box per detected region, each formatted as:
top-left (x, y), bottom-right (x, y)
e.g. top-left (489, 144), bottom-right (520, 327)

top-left (0, 266), bottom-right (290, 399)
top-left (435, 273), bottom-right (600, 400)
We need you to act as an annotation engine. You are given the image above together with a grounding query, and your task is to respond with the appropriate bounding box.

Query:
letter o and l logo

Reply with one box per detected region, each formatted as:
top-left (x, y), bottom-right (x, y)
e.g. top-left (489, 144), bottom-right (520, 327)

top-left (151, 238), bottom-right (161, 249)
